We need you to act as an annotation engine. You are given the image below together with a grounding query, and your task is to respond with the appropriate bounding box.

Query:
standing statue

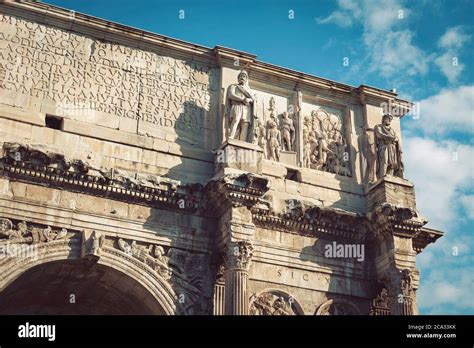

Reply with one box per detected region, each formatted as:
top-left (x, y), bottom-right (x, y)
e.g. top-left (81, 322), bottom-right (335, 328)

top-left (279, 112), bottom-right (295, 151)
top-left (267, 120), bottom-right (281, 161)
top-left (226, 70), bottom-right (258, 143)
top-left (296, 91), bottom-right (303, 113)
top-left (374, 114), bottom-right (404, 179)
top-left (316, 130), bottom-right (329, 170)
top-left (365, 128), bottom-right (377, 183)
top-left (255, 120), bottom-right (267, 158)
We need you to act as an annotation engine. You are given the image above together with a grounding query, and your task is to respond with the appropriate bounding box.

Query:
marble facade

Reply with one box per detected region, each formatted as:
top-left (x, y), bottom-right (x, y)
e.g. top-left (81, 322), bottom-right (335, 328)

top-left (0, 1), bottom-right (443, 315)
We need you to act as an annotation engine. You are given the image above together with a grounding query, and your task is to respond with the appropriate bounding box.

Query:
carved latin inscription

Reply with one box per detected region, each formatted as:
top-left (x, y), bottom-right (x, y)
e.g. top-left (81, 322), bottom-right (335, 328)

top-left (0, 14), bottom-right (217, 146)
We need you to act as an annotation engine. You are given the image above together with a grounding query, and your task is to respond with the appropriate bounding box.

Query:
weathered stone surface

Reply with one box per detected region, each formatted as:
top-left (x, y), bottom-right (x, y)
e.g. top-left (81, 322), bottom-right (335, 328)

top-left (0, 1), bottom-right (442, 317)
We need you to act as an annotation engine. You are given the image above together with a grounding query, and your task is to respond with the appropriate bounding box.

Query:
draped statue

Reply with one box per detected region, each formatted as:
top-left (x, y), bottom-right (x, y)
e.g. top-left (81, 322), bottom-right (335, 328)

top-left (374, 114), bottom-right (404, 179)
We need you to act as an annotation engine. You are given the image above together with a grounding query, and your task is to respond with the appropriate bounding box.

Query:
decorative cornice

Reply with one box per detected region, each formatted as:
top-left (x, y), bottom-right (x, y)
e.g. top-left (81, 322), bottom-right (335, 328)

top-left (204, 173), bottom-right (269, 213)
top-left (412, 227), bottom-right (443, 254)
top-left (0, 148), bottom-right (204, 214)
top-left (252, 203), bottom-right (368, 242)
top-left (368, 203), bottom-right (427, 239)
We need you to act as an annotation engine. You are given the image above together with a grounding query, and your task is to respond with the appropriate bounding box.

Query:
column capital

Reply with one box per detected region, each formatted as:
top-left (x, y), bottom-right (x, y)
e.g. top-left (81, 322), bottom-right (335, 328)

top-left (376, 268), bottom-right (418, 315)
top-left (223, 240), bottom-right (254, 271)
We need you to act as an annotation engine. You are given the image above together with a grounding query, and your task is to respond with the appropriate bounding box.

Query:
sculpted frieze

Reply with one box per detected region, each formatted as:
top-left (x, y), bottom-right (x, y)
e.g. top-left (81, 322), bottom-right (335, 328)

top-left (0, 218), bottom-right (70, 245)
top-left (316, 299), bottom-right (360, 315)
top-left (302, 108), bottom-right (350, 176)
top-left (249, 291), bottom-right (297, 315)
top-left (115, 238), bottom-right (210, 314)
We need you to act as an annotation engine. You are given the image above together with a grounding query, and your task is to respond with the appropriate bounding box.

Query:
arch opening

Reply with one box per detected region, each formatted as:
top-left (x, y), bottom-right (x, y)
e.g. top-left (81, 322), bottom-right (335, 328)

top-left (0, 260), bottom-right (167, 315)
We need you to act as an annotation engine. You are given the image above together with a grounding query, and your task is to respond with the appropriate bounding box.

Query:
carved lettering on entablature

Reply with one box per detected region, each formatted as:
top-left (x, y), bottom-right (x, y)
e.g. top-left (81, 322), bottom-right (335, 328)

top-left (0, 14), bottom-right (218, 147)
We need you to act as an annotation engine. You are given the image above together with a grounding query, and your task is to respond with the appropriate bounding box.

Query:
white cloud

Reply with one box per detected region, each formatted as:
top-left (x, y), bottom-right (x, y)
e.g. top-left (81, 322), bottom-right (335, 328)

top-left (317, 0), bottom-right (429, 80)
top-left (404, 136), bottom-right (473, 228)
top-left (460, 195), bottom-right (474, 220)
top-left (316, 11), bottom-right (353, 28)
top-left (418, 273), bottom-right (474, 313)
top-left (434, 52), bottom-right (465, 84)
top-left (409, 85), bottom-right (474, 136)
top-left (404, 116), bottom-right (473, 313)
top-left (438, 26), bottom-right (471, 49)
top-left (369, 30), bottom-right (428, 77)
top-left (318, 1), bottom-right (474, 315)
top-left (435, 27), bottom-right (471, 83)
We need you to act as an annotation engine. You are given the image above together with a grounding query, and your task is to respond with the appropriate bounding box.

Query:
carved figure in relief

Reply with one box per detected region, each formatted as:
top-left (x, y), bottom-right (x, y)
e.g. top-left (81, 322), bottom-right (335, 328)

top-left (303, 141), bottom-right (312, 168)
top-left (255, 120), bottom-right (267, 158)
top-left (279, 111), bottom-right (295, 151)
top-left (0, 218), bottom-right (18, 239)
top-left (302, 109), bottom-right (350, 176)
top-left (374, 114), bottom-right (404, 179)
top-left (374, 288), bottom-right (389, 308)
top-left (365, 128), bottom-right (377, 183)
top-left (55, 228), bottom-right (68, 240)
top-left (316, 130), bottom-right (329, 169)
top-left (117, 238), bottom-right (132, 254)
top-left (267, 120), bottom-right (281, 161)
top-left (250, 292), bottom-right (294, 315)
top-left (296, 91), bottom-right (303, 113)
top-left (272, 297), bottom-right (290, 315)
top-left (0, 219), bottom-right (69, 244)
top-left (226, 70), bottom-right (258, 143)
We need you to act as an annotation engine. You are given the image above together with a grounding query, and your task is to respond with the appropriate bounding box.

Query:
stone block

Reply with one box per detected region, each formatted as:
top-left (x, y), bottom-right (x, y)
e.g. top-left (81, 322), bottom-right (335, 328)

top-left (137, 120), bottom-right (167, 140)
top-left (119, 117), bottom-right (138, 134)
top-left (280, 151), bottom-right (297, 166)
top-left (0, 118), bottom-right (32, 139)
top-left (0, 178), bottom-right (12, 197)
top-left (367, 176), bottom-right (416, 211)
top-left (215, 139), bottom-right (263, 175)
top-left (53, 131), bottom-right (80, 155)
top-left (142, 149), bottom-right (157, 167)
top-left (25, 185), bottom-right (61, 205)
top-left (128, 204), bottom-right (152, 221)
top-left (31, 125), bottom-right (55, 145)
top-left (262, 160), bottom-right (287, 178)
top-left (9, 181), bottom-right (27, 198)
top-left (0, 105), bottom-right (45, 126)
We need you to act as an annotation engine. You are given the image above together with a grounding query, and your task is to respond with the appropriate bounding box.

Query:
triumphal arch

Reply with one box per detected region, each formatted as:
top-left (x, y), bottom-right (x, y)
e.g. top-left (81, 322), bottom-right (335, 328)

top-left (0, 1), bottom-right (442, 315)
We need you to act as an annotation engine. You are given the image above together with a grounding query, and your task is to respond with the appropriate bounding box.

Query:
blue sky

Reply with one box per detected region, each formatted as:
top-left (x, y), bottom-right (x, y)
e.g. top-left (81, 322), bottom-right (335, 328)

top-left (44, 0), bottom-right (474, 314)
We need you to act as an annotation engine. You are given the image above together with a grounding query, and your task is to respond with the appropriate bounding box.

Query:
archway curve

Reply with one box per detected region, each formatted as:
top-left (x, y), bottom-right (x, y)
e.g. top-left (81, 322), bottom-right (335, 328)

top-left (0, 238), bottom-right (178, 315)
top-left (315, 298), bottom-right (361, 315)
top-left (250, 288), bottom-right (305, 315)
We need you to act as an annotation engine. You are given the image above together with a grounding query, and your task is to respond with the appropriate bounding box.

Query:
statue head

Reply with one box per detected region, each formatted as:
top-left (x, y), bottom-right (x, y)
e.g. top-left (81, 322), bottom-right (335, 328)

top-left (238, 70), bottom-right (249, 85)
top-left (382, 113), bottom-right (393, 126)
top-left (154, 245), bottom-right (165, 258)
top-left (18, 221), bottom-right (28, 233)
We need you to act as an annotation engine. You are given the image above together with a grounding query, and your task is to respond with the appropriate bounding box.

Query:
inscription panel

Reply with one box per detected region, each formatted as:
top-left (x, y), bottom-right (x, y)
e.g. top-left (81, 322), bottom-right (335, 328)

top-left (249, 262), bottom-right (367, 297)
top-left (0, 14), bottom-right (219, 147)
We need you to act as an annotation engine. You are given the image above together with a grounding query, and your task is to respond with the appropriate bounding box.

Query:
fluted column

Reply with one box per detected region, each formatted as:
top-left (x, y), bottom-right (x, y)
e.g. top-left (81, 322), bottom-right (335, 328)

top-left (213, 265), bottom-right (225, 315)
top-left (224, 240), bottom-right (253, 315)
top-left (390, 269), bottom-right (416, 315)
